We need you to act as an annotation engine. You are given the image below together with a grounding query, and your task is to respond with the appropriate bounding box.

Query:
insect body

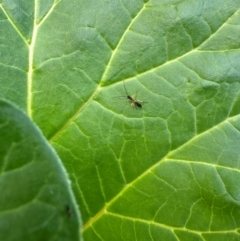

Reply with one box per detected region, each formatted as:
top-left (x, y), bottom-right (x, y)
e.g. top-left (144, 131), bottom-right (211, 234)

top-left (114, 82), bottom-right (146, 108)
top-left (65, 204), bottom-right (73, 218)
top-left (127, 94), bottom-right (142, 108)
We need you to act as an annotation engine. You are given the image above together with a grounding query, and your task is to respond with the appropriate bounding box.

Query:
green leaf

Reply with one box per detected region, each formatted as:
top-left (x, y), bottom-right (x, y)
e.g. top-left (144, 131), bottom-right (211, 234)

top-left (1, 0), bottom-right (240, 240)
top-left (0, 99), bottom-right (81, 241)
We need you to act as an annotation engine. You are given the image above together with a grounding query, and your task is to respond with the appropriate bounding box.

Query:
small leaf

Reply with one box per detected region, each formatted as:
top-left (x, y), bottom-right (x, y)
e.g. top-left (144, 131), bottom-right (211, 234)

top-left (0, 99), bottom-right (81, 241)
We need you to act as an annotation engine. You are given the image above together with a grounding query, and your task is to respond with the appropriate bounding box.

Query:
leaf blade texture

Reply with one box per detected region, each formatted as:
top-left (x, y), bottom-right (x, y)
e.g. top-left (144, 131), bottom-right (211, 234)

top-left (1, 0), bottom-right (240, 240)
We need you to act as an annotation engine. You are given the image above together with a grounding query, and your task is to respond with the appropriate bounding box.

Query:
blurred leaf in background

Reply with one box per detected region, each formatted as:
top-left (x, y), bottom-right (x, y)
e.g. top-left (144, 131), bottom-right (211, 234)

top-left (0, 99), bottom-right (81, 241)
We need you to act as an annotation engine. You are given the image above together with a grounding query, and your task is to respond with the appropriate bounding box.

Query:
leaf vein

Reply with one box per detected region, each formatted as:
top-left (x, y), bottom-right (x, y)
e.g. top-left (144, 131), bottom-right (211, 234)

top-left (83, 115), bottom-right (240, 230)
top-left (0, 4), bottom-right (28, 45)
top-left (101, 1), bottom-right (148, 81)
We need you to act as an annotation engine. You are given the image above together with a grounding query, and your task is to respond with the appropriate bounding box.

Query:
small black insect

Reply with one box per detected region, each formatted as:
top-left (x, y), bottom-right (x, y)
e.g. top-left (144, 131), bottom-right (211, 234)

top-left (114, 82), bottom-right (146, 108)
top-left (65, 204), bottom-right (73, 218)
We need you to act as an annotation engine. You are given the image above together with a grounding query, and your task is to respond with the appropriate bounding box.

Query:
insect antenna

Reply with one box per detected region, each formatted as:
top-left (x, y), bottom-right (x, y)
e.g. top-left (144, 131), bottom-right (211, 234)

top-left (113, 81), bottom-right (130, 99)
top-left (123, 81), bottom-right (129, 96)
top-left (112, 96), bottom-right (127, 98)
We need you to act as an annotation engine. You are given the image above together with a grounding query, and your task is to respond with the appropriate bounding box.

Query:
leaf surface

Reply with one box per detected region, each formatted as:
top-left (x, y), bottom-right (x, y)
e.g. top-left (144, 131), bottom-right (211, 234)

top-left (1, 0), bottom-right (240, 240)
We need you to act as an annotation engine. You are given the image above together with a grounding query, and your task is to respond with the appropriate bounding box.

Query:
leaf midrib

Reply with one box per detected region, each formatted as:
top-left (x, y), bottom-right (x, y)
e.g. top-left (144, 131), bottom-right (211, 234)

top-left (28, 0), bottom-right (61, 117)
top-left (0, 0), bottom-right (61, 117)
